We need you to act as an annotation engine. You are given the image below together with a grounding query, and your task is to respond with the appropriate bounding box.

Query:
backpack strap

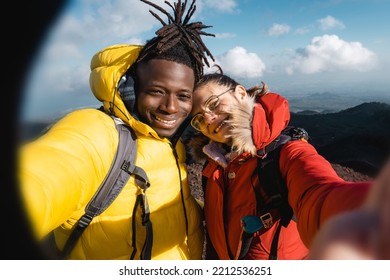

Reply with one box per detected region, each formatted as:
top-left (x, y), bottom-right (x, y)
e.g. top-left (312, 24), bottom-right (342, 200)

top-left (268, 222), bottom-right (282, 260)
top-left (60, 116), bottom-right (150, 259)
top-left (130, 188), bottom-right (153, 260)
top-left (239, 126), bottom-right (309, 260)
top-left (257, 135), bottom-right (293, 227)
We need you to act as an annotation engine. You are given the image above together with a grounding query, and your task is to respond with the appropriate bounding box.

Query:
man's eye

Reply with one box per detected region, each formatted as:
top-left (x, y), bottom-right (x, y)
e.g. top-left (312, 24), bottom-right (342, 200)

top-left (178, 93), bottom-right (192, 101)
top-left (148, 90), bottom-right (164, 96)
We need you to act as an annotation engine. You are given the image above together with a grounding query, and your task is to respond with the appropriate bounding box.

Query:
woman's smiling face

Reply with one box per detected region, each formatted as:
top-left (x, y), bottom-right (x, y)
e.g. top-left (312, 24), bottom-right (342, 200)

top-left (191, 83), bottom-right (239, 144)
top-left (136, 59), bottom-right (195, 138)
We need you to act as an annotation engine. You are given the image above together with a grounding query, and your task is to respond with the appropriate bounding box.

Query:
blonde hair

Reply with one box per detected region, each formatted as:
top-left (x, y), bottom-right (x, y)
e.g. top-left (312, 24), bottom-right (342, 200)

top-left (246, 82), bottom-right (268, 98)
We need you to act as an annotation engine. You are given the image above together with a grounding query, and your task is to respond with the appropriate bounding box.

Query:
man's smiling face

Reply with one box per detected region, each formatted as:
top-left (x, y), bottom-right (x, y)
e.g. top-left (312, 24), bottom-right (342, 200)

top-left (136, 59), bottom-right (194, 138)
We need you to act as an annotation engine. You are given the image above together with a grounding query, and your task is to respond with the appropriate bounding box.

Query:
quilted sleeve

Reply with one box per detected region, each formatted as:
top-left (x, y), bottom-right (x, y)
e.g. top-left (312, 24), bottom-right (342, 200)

top-left (279, 140), bottom-right (371, 248)
top-left (18, 109), bottom-right (119, 240)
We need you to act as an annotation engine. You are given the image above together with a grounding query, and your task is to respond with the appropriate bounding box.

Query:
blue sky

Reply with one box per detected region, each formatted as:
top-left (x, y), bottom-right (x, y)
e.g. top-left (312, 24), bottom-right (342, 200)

top-left (22, 0), bottom-right (390, 121)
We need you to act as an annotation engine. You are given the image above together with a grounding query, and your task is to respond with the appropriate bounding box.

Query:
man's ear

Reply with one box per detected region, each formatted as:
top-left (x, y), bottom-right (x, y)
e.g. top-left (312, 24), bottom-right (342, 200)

top-left (119, 71), bottom-right (136, 112)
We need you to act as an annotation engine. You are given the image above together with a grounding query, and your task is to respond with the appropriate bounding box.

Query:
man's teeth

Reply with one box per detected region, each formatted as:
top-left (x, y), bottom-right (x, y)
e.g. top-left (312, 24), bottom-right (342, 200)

top-left (155, 115), bottom-right (176, 125)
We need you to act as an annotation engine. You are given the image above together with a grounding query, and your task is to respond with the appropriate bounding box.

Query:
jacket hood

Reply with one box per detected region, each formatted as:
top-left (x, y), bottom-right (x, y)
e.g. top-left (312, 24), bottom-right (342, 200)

top-left (188, 92), bottom-right (290, 165)
top-left (89, 44), bottom-right (167, 139)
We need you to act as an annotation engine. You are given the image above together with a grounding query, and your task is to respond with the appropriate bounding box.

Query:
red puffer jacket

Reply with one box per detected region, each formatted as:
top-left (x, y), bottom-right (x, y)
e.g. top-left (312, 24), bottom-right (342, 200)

top-left (191, 92), bottom-right (371, 260)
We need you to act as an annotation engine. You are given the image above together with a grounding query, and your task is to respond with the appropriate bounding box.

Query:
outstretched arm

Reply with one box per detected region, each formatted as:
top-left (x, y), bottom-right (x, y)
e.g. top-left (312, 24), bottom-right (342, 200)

top-left (280, 140), bottom-right (371, 248)
top-left (18, 109), bottom-right (117, 240)
top-left (309, 158), bottom-right (390, 259)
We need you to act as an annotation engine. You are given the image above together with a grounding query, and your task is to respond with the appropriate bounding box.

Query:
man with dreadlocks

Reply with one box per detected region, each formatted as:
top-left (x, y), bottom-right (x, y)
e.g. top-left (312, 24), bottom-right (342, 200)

top-left (18, 0), bottom-right (214, 260)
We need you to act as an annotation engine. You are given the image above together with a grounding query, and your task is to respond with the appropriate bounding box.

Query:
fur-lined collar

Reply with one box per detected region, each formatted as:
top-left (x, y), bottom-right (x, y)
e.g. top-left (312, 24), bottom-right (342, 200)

top-left (188, 94), bottom-right (257, 168)
top-left (227, 93), bottom-right (257, 155)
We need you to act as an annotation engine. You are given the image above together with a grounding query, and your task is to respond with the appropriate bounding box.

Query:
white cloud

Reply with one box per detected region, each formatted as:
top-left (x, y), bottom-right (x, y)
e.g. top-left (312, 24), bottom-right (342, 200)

top-left (203, 0), bottom-right (237, 13)
top-left (267, 23), bottom-right (291, 37)
top-left (215, 32), bottom-right (236, 39)
top-left (318, 15), bottom-right (345, 30)
top-left (26, 0), bottom-right (169, 101)
top-left (90, 0), bottom-right (168, 41)
top-left (286, 34), bottom-right (377, 74)
top-left (48, 0), bottom-right (163, 47)
top-left (294, 26), bottom-right (311, 35)
top-left (44, 42), bottom-right (84, 61)
top-left (208, 46), bottom-right (266, 78)
top-left (125, 37), bottom-right (144, 45)
top-left (30, 62), bottom-right (90, 95)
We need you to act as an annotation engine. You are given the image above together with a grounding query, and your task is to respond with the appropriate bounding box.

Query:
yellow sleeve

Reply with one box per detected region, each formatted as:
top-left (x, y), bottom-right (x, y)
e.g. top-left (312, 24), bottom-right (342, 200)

top-left (17, 109), bottom-right (118, 240)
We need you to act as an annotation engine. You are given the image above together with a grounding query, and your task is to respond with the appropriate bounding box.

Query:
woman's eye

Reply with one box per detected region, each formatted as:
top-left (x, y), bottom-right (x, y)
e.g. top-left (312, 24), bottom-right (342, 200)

top-left (208, 99), bottom-right (219, 110)
top-left (195, 114), bottom-right (204, 123)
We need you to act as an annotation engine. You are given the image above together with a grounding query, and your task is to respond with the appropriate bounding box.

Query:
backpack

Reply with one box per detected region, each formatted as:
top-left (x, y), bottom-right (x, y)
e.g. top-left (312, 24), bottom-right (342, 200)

top-left (204, 126), bottom-right (310, 260)
top-left (51, 107), bottom-right (191, 260)
top-left (59, 115), bottom-right (151, 259)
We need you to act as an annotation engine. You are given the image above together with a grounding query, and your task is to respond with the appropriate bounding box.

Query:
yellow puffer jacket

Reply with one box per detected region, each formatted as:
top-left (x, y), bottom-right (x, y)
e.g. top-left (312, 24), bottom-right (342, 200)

top-left (18, 44), bottom-right (204, 260)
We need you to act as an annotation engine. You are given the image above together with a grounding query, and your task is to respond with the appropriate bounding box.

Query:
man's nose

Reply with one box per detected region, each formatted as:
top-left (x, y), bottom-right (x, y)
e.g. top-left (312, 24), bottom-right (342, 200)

top-left (162, 94), bottom-right (179, 113)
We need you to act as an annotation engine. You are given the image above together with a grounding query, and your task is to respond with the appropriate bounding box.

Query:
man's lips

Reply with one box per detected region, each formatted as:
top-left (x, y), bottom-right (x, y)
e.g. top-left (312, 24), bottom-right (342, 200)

top-left (152, 114), bottom-right (177, 125)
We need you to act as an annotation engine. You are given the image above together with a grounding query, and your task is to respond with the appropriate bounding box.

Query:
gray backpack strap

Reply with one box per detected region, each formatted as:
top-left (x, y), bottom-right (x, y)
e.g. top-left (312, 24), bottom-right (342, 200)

top-left (60, 117), bottom-right (150, 259)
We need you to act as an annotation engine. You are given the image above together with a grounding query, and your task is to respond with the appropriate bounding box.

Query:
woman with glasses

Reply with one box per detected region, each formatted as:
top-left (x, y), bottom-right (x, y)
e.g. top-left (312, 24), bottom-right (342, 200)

top-left (187, 67), bottom-right (372, 260)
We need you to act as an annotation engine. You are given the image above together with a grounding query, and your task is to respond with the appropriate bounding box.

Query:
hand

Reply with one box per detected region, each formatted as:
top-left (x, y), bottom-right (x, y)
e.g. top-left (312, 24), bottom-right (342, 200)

top-left (309, 158), bottom-right (390, 260)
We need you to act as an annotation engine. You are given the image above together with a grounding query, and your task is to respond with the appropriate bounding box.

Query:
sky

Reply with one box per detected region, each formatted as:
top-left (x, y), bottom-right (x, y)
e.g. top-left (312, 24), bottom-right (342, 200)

top-left (21, 0), bottom-right (390, 121)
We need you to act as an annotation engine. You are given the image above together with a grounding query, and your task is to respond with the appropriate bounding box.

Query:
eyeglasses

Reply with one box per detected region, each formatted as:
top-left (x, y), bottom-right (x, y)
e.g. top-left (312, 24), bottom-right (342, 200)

top-left (191, 87), bottom-right (234, 131)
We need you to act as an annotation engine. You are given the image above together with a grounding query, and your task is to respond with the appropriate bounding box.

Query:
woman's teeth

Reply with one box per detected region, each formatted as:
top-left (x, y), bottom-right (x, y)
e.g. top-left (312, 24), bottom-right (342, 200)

top-left (215, 120), bottom-right (226, 133)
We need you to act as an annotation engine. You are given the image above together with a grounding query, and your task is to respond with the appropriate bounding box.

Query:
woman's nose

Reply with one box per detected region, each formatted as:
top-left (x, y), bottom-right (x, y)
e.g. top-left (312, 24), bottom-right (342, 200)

top-left (203, 111), bottom-right (217, 125)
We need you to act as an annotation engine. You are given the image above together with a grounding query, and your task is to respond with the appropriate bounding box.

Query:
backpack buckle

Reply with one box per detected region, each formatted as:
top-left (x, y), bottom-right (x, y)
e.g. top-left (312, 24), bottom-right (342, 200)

top-left (260, 212), bottom-right (274, 229)
top-left (121, 160), bottom-right (135, 174)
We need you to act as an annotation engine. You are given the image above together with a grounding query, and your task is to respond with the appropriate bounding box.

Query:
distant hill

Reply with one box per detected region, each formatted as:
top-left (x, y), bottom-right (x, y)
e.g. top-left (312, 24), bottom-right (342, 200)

top-left (290, 102), bottom-right (390, 176)
top-left (18, 101), bottom-right (390, 177)
top-left (288, 92), bottom-right (390, 113)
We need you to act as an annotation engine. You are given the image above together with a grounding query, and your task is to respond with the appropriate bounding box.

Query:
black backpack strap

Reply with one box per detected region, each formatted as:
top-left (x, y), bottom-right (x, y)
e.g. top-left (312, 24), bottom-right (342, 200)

top-left (259, 126), bottom-right (310, 259)
top-left (130, 191), bottom-right (153, 260)
top-left (130, 171), bottom-right (153, 260)
top-left (257, 138), bottom-right (294, 227)
top-left (257, 126), bottom-right (309, 227)
top-left (268, 222), bottom-right (282, 260)
top-left (61, 117), bottom-right (150, 259)
top-left (239, 126), bottom-right (309, 259)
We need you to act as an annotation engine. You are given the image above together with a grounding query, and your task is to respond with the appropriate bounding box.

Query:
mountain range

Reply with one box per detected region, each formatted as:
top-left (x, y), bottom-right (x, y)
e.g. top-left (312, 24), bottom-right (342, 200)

top-left (19, 101), bottom-right (390, 177)
top-left (289, 102), bottom-right (390, 177)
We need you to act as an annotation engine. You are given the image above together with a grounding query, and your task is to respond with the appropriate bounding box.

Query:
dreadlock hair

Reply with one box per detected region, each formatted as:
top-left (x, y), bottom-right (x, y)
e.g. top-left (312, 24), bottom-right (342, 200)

top-left (195, 64), bottom-right (269, 98)
top-left (136, 0), bottom-right (215, 83)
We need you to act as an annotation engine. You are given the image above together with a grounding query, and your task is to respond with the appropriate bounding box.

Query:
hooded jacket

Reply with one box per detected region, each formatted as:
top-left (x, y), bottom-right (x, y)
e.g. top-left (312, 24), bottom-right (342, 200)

top-left (189, 92), bottom-right (371, 260)
top-left (18, 44), bottom-right (204, 260)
